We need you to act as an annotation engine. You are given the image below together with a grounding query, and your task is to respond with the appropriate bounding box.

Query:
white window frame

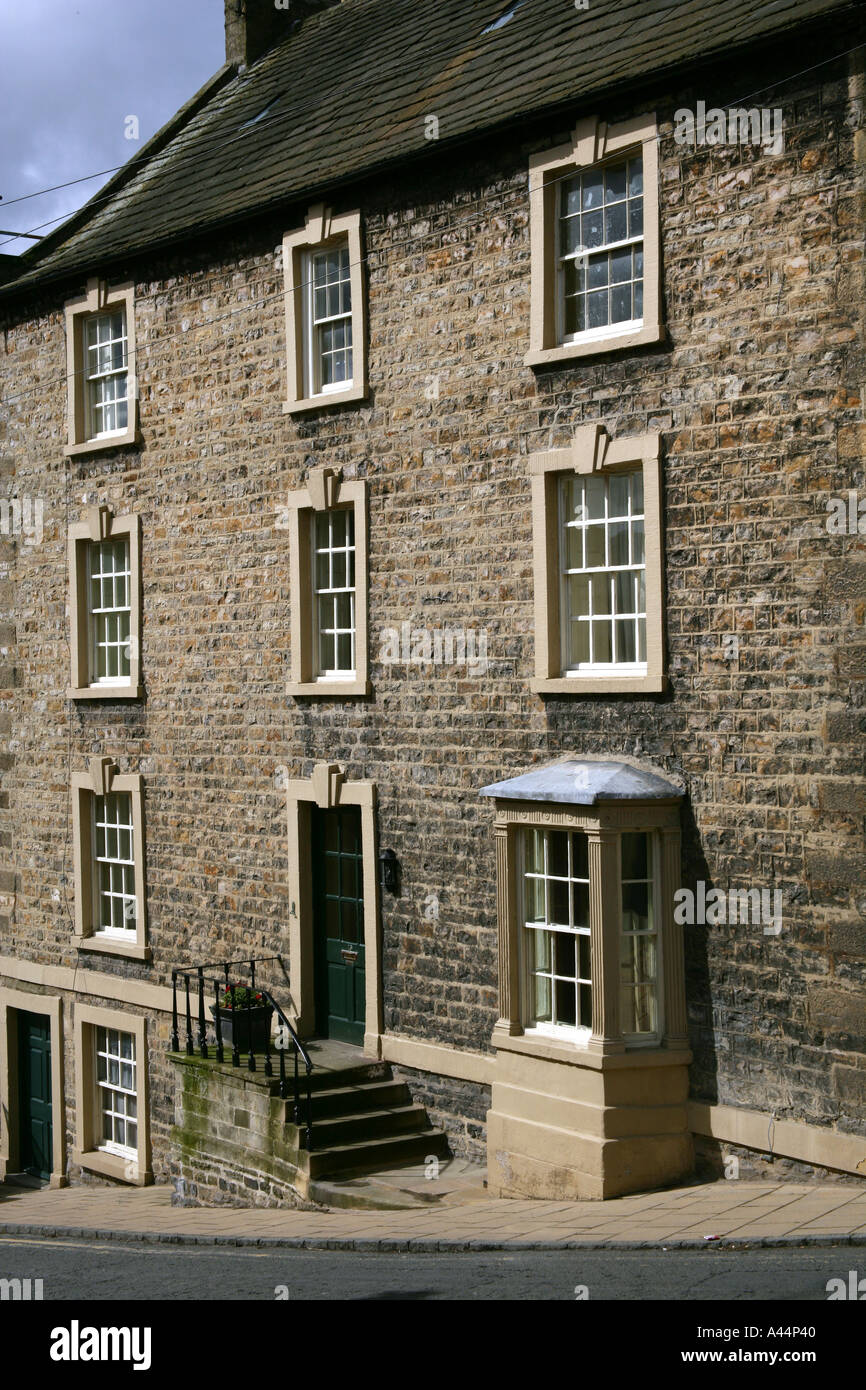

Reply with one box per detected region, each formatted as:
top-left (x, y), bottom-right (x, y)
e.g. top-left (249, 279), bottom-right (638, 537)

top-left (519, 826), bottom-right (593, 1044)
top-left (283, 205), bottom-right (366, 414)
top-left (91, 790), bottom-right (137, 941)
top-left (74, 1004), bottom-right (151, 1186)
top-left (72, 757), bottom-right (148, 961)
top-left (68, 507), bottom-right (142, 700)
top-left (94, 1025), bottom-right (139, 1161)
top-left (556, 150), bottom-right (645, 347)
top-left (312, 507), bottom-right (357, 680)
top-left (558, 468), bottom-right (647, 678)
top-left (87, 535), bottom-right (133, 686)
top-left (526, 114), bottom-right (662, 366)
top-left (303, 244), bottom-right (354, 399)
top-left (530, 424), bottom-right (665, 695)
top-left (64, 278), bottom-right (138, 455)
top-left (84, 307), bottom-right (131, 440)
top-left (619, 830), bottom-right (662, 1047)
top-left (286, 467), bottom-right (370, 697)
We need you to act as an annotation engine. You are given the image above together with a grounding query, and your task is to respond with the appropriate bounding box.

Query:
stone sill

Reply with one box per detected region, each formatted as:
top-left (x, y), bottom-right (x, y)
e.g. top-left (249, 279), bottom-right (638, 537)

top-left (493, 1027), bottom-right (692, 1071)
top-left (531, 675), bottom-right (667, 696)
top-left (75, 936), bottom-right (151, 962)
top-left (67, 685), bottom-right (144, 701)
top-left (283, 384), bottom-right (367, 415)
top-left (64, 429), bottom-right (140, 458)
top-left (288, 679), bottom-right (371, 697)
top-left (74, 1147), bottom-right (152, 1186)
top-left (525, 323), bottom-right (665, 367)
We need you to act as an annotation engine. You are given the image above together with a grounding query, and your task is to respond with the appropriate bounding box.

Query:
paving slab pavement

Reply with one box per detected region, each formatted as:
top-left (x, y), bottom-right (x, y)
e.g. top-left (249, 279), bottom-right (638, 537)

top-left (1, 1176), bottom-right (865, 1250)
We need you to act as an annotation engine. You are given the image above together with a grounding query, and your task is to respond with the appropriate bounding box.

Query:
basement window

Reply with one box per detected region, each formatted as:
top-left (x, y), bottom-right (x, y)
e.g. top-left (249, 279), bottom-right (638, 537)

top-left (75, 1004), bottom-right (151, 1185)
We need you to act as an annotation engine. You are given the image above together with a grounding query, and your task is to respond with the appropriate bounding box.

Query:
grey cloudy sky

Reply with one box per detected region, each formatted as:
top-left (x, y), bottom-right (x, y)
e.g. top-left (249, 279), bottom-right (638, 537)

top-left (1, 0), bottom-right (226, 256)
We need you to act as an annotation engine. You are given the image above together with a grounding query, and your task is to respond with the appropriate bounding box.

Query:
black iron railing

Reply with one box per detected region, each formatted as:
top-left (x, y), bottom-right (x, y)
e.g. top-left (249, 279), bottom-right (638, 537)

top-left (170, 957), bottom-right (314, 1149)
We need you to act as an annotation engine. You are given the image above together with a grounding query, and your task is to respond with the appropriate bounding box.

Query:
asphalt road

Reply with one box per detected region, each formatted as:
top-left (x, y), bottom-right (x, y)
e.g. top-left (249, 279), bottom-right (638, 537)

top-left (0, 1235), bottom-right (860, 1301)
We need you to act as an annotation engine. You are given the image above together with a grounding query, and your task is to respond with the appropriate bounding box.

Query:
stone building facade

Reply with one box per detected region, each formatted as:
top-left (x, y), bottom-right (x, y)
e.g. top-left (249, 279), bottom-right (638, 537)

top-left (0, 0), bottom-right (864, 1202)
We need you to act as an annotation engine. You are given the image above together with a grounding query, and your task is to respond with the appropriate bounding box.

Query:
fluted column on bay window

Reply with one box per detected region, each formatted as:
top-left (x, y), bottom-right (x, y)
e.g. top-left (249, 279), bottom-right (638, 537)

top-left (587, 828), bottom-right (625, 1054)
top-left (660, 824), bottom-right (689, 1048)
top-left (494, 820), bottom-right (522, 1036)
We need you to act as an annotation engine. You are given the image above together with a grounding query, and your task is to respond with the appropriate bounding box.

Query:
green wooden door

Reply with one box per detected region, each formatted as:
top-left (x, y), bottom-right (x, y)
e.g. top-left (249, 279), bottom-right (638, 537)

top-left (312, 806), bottom-right (366, 1045)
top-left (18, 1011), bottom-right (52, 1181)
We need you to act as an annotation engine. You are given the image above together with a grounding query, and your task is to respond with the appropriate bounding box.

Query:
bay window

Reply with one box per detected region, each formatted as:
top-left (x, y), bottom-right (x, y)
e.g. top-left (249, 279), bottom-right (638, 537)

top-left (482, 757), bottom-right (685, 1055)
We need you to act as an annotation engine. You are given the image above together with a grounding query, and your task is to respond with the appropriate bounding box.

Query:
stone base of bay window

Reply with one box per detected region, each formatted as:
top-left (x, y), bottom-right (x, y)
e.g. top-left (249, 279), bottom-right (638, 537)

top-left (486, 1036), bottom-right (693, 1200)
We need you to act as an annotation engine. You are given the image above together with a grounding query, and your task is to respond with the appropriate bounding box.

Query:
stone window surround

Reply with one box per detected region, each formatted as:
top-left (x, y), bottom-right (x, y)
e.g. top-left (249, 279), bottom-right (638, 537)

top-left (74, 1001), bottom-right (152, 1186)
top-left (67, 504), bottom-right (143, 700)
top-left (71, 756), bottom-right (149, 962)
top-left (530, 423), bottom-right (666, 695)
top-left (0, 989), bottom-right (67, 1187)
top-left (525, 112), bottom-right (663, 366)
top-left (63, 277), bottom-right (139, 456)
top-left (490, 795), bottom-right (687, 1066)
top-left (282, 203), bottom-right (367, 414)
top-left (286, 466), bottom-right (370, 697)
top-left (286, 762), bottom-right (382, 1054)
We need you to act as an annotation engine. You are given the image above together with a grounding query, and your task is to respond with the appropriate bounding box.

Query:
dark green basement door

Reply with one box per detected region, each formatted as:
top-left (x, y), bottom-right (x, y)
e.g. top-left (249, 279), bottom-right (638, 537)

top-left (18, 1011), bottom-right (52, 1180)
top-left (312, 805), bottom-right (366, 1045)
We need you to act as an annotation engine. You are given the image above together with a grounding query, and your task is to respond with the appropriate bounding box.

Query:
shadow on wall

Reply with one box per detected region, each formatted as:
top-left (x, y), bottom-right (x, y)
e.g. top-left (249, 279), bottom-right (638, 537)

top-left (680, 794), bottom-right (717, 1105)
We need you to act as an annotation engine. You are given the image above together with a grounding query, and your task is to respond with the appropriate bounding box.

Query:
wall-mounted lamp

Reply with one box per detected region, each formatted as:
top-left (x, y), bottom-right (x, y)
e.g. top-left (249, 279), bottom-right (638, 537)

top-left (379, 847), bottom-right (399, 895)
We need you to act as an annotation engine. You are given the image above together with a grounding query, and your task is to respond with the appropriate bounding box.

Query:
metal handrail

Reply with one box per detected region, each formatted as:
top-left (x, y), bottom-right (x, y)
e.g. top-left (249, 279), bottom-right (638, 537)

top-left (260, 988), bottom-right (313, 1150)
top-left (170, 957), bottom-right (314, 1149)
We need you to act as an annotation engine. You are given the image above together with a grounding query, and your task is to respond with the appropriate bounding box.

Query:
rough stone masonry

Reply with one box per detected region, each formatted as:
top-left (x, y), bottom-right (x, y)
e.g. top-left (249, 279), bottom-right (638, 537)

top-left (0, 28), bottom-right (864, 1188)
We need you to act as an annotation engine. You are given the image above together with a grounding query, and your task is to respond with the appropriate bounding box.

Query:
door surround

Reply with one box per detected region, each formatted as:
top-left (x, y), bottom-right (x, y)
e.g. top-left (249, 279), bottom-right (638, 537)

top-left (286, 763), bottom-right (382, 1055)
top-left (0, 989), bottom-right (66, 1187)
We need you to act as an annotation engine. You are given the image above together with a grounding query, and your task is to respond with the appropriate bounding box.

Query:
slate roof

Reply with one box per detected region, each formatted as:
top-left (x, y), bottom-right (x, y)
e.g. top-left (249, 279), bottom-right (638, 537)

top-left (479, 760), bottom-right (683, 805)
top-left (2, 0), bottom-right (859, 296)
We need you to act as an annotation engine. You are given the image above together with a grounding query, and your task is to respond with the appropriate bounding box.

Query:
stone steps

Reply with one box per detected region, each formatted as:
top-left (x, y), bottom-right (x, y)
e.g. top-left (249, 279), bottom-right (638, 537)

top-left (299, 1126), bottom-right (450, 1180)
top-left (283, 1059), bottom-right (450, 1194)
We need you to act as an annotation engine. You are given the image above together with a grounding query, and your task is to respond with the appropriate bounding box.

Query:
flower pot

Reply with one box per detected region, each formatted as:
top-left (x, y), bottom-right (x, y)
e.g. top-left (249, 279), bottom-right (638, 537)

top-left (210, 1003), bottom-right (274, 1053)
